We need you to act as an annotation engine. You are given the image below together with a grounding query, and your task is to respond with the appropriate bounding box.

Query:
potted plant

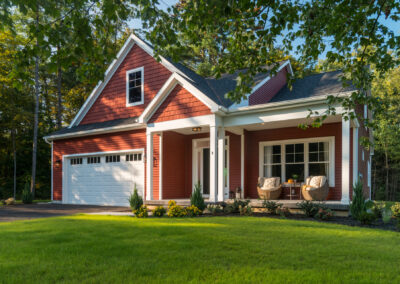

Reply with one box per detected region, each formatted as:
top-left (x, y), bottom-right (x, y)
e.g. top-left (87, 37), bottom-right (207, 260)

top-left (292, 174), bottom-right (299, 184)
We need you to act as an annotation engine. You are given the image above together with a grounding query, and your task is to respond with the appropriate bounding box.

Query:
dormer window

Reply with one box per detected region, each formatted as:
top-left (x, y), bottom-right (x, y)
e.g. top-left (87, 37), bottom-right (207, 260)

top-left (126, 67), bottom-right (144, 106)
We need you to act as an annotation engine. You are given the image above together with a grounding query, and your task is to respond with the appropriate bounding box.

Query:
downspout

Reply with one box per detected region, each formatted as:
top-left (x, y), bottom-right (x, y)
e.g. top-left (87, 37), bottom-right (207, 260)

top-left (44, 137), bottom-right (53, 202)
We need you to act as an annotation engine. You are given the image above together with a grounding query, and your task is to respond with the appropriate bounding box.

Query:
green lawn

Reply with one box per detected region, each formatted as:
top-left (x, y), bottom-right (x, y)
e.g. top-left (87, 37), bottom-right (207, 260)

top-left (0, 215), bottom-right (399, 283)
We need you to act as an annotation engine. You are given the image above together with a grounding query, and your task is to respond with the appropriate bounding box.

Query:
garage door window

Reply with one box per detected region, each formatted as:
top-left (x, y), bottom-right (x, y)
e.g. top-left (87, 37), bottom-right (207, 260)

top-left (126, 153), bottom-right (142, 162)
top-left (70, 158), bottom-right (82, 165)
top-left (106, 155), bottom-right (120, 163)
top-left (87, 156), bottom-right (101, 164)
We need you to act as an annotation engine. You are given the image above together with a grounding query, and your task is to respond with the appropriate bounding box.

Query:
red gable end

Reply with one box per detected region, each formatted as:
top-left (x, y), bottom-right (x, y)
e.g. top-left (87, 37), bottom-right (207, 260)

top-left (80, 44), bottom-right (172, 125)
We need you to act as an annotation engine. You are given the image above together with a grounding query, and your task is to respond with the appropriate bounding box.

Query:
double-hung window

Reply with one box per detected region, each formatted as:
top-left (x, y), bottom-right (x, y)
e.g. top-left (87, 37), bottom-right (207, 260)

top-left (260, 137), bottom-right (334, 186)
top-left (126, 67), bottom-right (144, 106)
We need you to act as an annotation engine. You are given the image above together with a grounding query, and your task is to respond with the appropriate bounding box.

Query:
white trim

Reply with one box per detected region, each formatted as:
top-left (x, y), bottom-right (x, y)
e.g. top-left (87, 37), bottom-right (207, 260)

top-left (352, 126), bottom-right (359, 187)
top-left (209, 122), bottom-right (218, 202)
top-left (62, 148), bottom-right (145, 204)
top-left (147, 114), bottom-right (215, 132)
top-left (241, 133), bottom-right (245, 198)
top-left (341, 118), bottom-right (351, 204)
top-left (368, 156), bottom-right (372, 199)
top-left (126, 67), bottom-right (144, 107)
top-left (225, 135), bottom-right (230, 199)
top-left (146, 133), bottom-right (153, 201)
top-left (217, 127), bottom-right (225, 201)
top-left (51, 142), bottom-right (53, 201)
top-left (159, 133), bottom-right (163, 200)
top-left (192, 137), bottom-right (211, 197)
top-left (258, 137), bottom-right (335, 187)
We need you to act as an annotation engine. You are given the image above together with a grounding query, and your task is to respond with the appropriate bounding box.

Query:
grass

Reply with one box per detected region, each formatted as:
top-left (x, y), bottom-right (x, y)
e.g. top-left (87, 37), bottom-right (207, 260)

top-left (0, 215), bottom-right (399, 283)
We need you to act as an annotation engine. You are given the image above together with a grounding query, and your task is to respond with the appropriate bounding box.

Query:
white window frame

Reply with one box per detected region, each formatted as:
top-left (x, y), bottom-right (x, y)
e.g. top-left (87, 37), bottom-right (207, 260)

top-left (259, 136), bottom-right (335, 187)
top-left (126, 66), bottom-right (144, 107)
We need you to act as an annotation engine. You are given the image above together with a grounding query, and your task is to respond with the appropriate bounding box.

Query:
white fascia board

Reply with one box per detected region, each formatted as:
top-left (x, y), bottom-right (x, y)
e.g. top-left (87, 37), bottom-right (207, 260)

top-left (147, 114), bottom-right (216, 133)
top-left (63, 148), bottom-right (145, 158)
top-left (230, 60), bottom-right (292, 109)
top-left (44, 123), bottom-right (145, 141)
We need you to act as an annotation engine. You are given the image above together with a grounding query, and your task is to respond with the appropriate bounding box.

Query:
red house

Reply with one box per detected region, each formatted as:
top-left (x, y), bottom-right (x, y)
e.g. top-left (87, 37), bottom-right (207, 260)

top-left (44, 34), bottom-right (372, 206)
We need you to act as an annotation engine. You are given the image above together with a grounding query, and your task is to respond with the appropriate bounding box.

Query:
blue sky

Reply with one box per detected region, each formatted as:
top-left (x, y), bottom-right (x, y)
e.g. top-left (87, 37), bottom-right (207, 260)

top-left (128, 0), bottom-right (400, 60)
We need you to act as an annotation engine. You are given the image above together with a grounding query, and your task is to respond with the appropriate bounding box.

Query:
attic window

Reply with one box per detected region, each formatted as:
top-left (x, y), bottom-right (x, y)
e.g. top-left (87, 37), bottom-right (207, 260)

top-left (126, 67), bottom-right (144, 106)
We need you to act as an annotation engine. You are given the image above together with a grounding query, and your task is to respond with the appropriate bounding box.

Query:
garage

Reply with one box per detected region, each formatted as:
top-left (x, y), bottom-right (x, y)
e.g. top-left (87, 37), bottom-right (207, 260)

top-left (64, 151), bottom-right (144, 206)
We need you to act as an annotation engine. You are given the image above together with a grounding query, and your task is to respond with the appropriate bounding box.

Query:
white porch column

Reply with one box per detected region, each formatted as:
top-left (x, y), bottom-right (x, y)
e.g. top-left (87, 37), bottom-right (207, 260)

top-left (217, 127), bottom-right (225, 202)
top-left (146, 132), bottom-right (154, 201)
top-left (209, 119), bottom-right (219, 202)
top-left (159, 133), bottom-right (163, 200)
top-left (341, 118), bottom-right (351, 204)
top-left (240, 133), bottom-right (245, 199)
top-left (352, 126), bottom-right (359, 187)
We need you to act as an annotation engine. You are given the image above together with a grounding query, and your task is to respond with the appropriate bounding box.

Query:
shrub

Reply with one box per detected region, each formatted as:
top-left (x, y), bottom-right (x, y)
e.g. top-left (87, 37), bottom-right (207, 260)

top-left (262, 200), bottom-right (282, 214)
top-left (358, 211), bottom-right (376, 225)
top-left (168, 200), bottom-right (176, 208)
top-left (134, 205), bottom-right (148, 218)
top-left (153, 206), bottom-right (166, 217)
top-left (22, 183), bottom-right (33, 204)
top-left (168, 204), bottom-right (186, 217)
top-left (369, 201), bottom-right (385, 218)
top-left (391, 202), bottom-right (400, 218)
top-left (190, 182), bottom-right (206, 211)
top-left (5, 197), bottom-right (15, 205)
top-left (207, 204), bottom-right (224, 215)
top-left (350, 180), bottom-right (366, 220)
top-left (128, 185), bottom-right (143, 212)
top-left (239, 205), bottom-right (252, 216)
top-left (297, 200), bottom-right (320, 217)
top-left (185, 205), bottom-right (202, 217)
top-left (225, 199), bottom-right (250, 214)
top-left (314, 208), bottom-right (334, 220)
top-left (382, 208), bottom-right (393, 224)
top-left (276, 207), bottom-right (290, 218)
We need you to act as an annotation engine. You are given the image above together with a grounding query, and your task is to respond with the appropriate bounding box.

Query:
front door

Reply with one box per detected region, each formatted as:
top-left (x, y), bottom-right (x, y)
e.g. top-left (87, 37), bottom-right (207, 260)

top-left (202, 148), bottom-right (210, 195)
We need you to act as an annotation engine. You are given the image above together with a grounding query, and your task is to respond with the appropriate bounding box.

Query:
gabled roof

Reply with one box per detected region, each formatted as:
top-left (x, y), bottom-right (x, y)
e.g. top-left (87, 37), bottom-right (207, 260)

top-left (270, 70), bottom-right (355, 103)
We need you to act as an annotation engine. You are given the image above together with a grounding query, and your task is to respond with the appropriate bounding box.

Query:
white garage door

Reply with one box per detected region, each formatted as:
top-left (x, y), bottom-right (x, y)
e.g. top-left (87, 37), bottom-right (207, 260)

top-left (65, 152), bottom-right (144, 206)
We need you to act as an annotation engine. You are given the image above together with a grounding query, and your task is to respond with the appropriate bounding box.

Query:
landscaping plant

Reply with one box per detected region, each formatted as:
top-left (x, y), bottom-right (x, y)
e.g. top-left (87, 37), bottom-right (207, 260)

top-left (314, 208), bottom-right (334, 220)
top-left (153, 206), bottom-right (166, 217)
top-left (391, 202), bottom-right (400, 218)
top-left (368, 201), bottom-right (385, 218)
top-left (350, 180), bottom-right (366, 220)
top-left (185, 205), bottom-right (202, 217)
top-left (206, 204), bottom-right (224, 215)
top-left (134, 205), bottom-right (149, 218)
top-left (358, 211), bottom-right (376, 225)
top-left (128, 184), bottom-right (143, 213)
top-left (190, 182), bottom-right (206, 211)
top-left (262, 200), bottom-right (282, 215)
top-left (239, 205), bottom-right (252, 216)
top-left (21, 183), bottom-right (33, 204)
top-left (382, 208), bottom-right (393, 224)
top-left (167, 200), bottom-right (186, 217)
top-left (297, 200), bottom-right (320, 217)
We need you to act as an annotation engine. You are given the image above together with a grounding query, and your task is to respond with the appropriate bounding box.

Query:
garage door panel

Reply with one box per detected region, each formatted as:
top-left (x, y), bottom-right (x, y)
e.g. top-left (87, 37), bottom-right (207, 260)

top-left (66, 152), bottom-right (144, 206)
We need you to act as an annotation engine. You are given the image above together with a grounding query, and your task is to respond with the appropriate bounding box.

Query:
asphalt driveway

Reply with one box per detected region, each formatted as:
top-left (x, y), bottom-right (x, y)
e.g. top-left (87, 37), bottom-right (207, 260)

top-left (0, 203), bottom-right (130, 222)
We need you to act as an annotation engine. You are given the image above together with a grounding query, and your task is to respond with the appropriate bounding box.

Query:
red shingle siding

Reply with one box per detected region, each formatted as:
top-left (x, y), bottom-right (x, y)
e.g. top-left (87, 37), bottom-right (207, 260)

top-left (249, 68), bottom-right (287, 105)
top-left (149, 84), bottom-right (211, 123)
top-left (227, 132), bottom-right (241, 193)
top-left (244, 123), bottom-right (342, 200)
top-left (80, 44), bottom-right (171, 125)
top-left (52, 129), bottom-right (161, 201)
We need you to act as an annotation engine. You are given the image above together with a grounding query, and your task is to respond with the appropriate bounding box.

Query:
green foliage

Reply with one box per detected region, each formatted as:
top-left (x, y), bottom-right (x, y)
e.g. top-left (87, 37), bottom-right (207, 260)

top-left (391, 203), bottom-right (400, 218)
top-left (262, 200), bottom-right (282, 215)
top-left (358, 211), bottom-right (377, 225)
top-left (153, 206), bottom-right (166, 217)
top-left (21, 183), bottom-right (33, 204)
top-left (206, 204), bottom-right (224, 215)
top-left (239, 205), bottom-right (252, 216)
top-left (134, 205), bottom-right (149, 218)
top-left (167, 204), bottom-right (186, 218)
top-left (350, 181), bottom-right (366, 220)
top-left (369, 201), bottom-right (386, 218)
top-left (314, 208), bottom-right (334, 220)
top-left (128, 185), bottom-right (143, 212)
top-left (297, 201), bottom-right (320, 217)
top-left (382, 208), bottom-right (393, 224)
top-left (190, 182), bottom-right (206, 211)
top-left (185, 205), bottom-right (202, 217)
top-left (276, 207), bottom-right (290, 218)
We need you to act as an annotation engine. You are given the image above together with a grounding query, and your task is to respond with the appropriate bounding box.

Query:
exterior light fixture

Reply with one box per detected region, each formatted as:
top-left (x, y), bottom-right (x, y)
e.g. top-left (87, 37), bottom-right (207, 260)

top-left (55, 160), bottom-right (62, 168)
top-left (192, 127), bottom-right (202, 132)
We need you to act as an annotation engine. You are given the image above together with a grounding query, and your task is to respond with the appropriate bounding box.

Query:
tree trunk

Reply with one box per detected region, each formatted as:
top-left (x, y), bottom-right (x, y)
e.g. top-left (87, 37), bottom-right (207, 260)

top-left (30, 6), bottom-right (40, 199)
top-left (12, 128), bottom-right (16, 199)
top-left (384, 150), bottom-right (389, 201)
top-left (56, 43), bottom-right (62, 129)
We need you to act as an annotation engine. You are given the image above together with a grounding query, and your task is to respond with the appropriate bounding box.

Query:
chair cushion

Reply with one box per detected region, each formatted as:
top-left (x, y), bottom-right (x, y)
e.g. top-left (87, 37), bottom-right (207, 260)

top-left (309, 176), bottom-right (325, 188)
top-left (263, 178), bottom-right (277, 189)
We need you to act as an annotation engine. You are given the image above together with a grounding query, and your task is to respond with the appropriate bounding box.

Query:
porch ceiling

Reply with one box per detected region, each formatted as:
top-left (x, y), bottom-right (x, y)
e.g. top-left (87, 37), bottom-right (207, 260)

top-left (172, 125), bottom-right (210, 135)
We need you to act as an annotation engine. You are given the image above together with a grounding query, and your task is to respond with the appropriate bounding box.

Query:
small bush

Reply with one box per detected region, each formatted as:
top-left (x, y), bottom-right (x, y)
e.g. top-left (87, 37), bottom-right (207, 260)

top-left (153, 206), bottom-right (166, 217)
top-left (134, 205), bottom-right (149, 218)
top-left (190, 182), bottom-right (206, 211)
top-left (276, 207), bottom-right (290, 218)
top-left (239, 205), bottom-right (252, 216)
top-left (185, 205), bottom-right (202, 217)
top-left (314, 208), bottom-right (334, 220)
top-left (5, 197), bottom-right (15, 205)
top-left (358, 211), bottom-right (376, 225)
top-left (128, 185), bottom-right (143, 211)
top-left (168, 200), bottom-right (176, 208)
top-left (207, 204), bottom-right (224, 215)
top-left (297, 200), bottom-right (320, 217)
top-left (350, 180), bottom-right (366, 220)
top-left (168, 205), bottom-right (186, 217)
top-left (391, 202), bottom-right (400, 218)
top-left (22, 183), bottom-right (33, 204)
top-left (369, 201), bottom-right (385, 218)
top-left (227, 199), bottom-right (250, 214)
top-left (382, 208), bottom-right (392, 224)
top-left (262, 200), bottom-right (282, 215)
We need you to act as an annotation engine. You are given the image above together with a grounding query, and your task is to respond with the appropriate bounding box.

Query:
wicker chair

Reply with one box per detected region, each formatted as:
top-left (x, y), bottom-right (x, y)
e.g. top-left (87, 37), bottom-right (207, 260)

top-left (257, 177), bottom-right (282, 200)
top-left (301, 176), bottom-right (329, 201)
